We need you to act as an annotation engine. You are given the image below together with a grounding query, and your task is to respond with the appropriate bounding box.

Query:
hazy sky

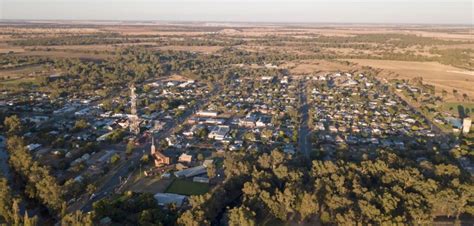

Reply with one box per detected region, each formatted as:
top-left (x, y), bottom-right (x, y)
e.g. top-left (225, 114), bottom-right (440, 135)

top-left (0, 0), bottom-right (472, 24)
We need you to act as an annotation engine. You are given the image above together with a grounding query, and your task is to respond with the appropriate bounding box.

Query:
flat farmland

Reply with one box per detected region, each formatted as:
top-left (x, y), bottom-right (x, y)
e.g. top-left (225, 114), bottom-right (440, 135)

top-left (347, 59), bottom-right (474, 102)
top-left (0, 43), bottom-right (26, 54)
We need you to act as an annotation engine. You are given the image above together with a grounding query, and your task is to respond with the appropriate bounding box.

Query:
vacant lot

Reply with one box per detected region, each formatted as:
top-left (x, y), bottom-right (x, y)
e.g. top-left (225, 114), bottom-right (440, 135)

top-left (0, 65), bottom-right (58, 88)
top-left (128, 176), bottom-right (173, 194)
top-left (347, 59), bottom-right (474, 101)
top-left (165, 179), bottom-right (209, 196)
top-left (284, 59), bottom-right (354, 75)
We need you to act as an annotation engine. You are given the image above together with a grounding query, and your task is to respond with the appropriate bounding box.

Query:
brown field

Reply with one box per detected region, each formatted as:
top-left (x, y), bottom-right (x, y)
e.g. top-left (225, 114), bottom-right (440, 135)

top-left (102, 26), bottom-right (209, 36)
top-left (0, 27), bottom-right (102, 35)
top-left (283, 59), bottom-right (355, 75)
top-left (0, 43), bottom-right (25, 53)
top-left (11, 42), bottom-right (162, 53)
top-left (211, 27), bottom-right (473, 41)
top-left (155, 45), bottom-right (223, 54)
top-left (347, 59), bottom-right (474, 101)
top-left (1, 22), bottom-right (472, 101)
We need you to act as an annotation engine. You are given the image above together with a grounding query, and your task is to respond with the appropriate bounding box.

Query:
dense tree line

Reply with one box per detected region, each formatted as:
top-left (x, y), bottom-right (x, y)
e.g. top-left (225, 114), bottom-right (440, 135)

top-left (10, 33), bottom-right (135, 46)
top-left (178, 148), bottom-right (473, 225)
top-left (6, 136), bottom-right (64, 213)
top-left (4, 115), bottom-right (64, 216)
top-left (248, 33), bottom-right (468, 48)
top-left (92, 192), bottom-right (178, 225)
top-left (0, 176), bottom-right (39, 226)
top-left (0, 55), bottom-right (51, 69)
top-left (431, 48), bottom-right (473, 70)
top-left (17, 47), bottom-right (299, 97)
top-left (0, 116), bottom-right (56, 225)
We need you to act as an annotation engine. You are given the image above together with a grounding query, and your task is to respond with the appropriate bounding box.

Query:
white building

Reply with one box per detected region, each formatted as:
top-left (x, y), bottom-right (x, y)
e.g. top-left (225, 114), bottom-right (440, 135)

top-left (463, 118), bottom-right (472, 134)
top-left (208, 125), bottom-right (230, 140)
top-left (196, 111), bottom-right (219, 117)
top-left (261, 76), bottom-right (274, 81)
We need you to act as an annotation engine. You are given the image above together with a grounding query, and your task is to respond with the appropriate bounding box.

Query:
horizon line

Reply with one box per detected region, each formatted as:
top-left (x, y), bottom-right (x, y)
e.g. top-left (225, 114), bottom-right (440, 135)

top-left (0, 19), bottom-right (472, 27)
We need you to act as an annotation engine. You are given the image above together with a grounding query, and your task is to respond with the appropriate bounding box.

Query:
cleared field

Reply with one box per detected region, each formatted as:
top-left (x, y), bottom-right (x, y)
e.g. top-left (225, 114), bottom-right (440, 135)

top-left (103, 26), bottom-right (209, 36)
top-left (283, 59), bottom-right (354, 75)
top-left (165, 179), bottom-right (209, 196)
top-left (0, 65), bottom-right (55, 88)
top-left (347, 59), bottom-right (474, 102)
top-left (0, 76), bottom-right (39, 86)
top-left (0, 43), bottom-right (26, 53)
top-left (128, 176), bottom-right (173, 194)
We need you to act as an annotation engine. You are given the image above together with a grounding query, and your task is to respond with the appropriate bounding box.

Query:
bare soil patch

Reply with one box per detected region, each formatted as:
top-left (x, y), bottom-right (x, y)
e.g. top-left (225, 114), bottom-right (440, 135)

top-left (128, 176), bottom-right (173, 194)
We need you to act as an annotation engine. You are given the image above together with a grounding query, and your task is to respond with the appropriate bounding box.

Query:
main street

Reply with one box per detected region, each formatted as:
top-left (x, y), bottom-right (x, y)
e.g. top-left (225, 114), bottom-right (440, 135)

top-left (298, 79), bottom-right (311, 159)
top-left (75, 83), bottom-right (220, 212)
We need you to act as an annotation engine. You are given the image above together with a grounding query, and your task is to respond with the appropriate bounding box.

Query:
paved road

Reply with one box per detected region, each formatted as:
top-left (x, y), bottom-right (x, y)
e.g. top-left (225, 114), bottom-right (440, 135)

top-left (80, 153), bottom-right (142, 212)
top-left (298, 80), bottom-right (311, 159)
top-left (77, 84), bottom-right (220, 212)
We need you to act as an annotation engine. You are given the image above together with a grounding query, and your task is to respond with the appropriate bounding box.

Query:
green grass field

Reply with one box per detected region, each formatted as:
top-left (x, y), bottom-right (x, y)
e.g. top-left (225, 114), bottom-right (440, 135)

top-left (165, 179), bottom-right (209, 196)
top-left (441, 102), bottom-right (474, 118)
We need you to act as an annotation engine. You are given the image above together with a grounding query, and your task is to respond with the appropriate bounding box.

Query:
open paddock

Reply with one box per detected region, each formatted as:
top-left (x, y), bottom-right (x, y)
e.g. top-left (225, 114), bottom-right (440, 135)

top-left (347, 59), bottom-right (474, 102)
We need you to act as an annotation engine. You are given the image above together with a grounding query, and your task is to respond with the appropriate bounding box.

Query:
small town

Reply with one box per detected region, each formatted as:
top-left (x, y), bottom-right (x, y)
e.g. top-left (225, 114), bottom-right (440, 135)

top-left (0, 9), bottom-right (472, 225)
top-left (1, 69), bottom-right (472, 220)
